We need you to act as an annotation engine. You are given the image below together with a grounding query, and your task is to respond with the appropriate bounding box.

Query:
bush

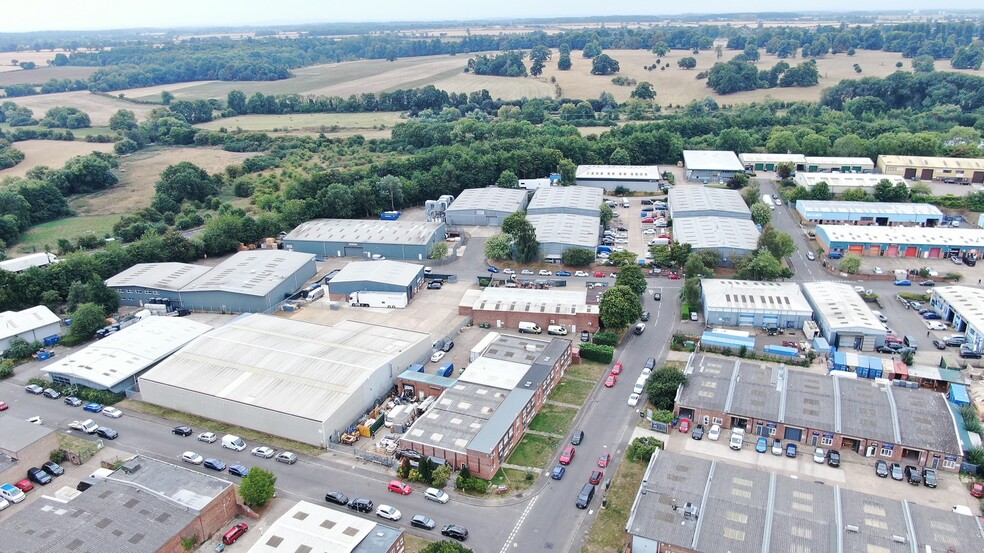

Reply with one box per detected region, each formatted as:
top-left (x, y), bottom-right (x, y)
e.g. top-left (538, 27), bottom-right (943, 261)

top-left (966, 446), bottom-right (984, 466)
top-left (4, 337), bottom-right (41, 360)
top-left (592, 331), bottom-right (619, 347)
top-left (627, 436), bottom-right (663, 462)
top-left (651, 409), bottom-right (674, 423)
top-left (30, 378), bottom-right (126, 405)
top-left (579, 342), bottom-right (614, 363)
top-left (0, 360), bottom-right (14, 380)
top-left (50, 449), bottom-right (67, 463)
top-left (432, 464), bottom-right (452, 487)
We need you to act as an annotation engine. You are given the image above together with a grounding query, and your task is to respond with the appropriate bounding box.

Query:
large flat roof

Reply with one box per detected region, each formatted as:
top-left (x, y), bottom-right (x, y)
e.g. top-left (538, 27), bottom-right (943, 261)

top-left (701, 279), bottom-right (812, 315)
top-left (801, 281), bottom-right (885, 334)
top-left (794, 173), bottom-right (907, 189)
top-left (43, 316), bottom-right (212, 388)
top-left (672, 217), bottom-right (759, 251)
top-left (284, 218), bottom-right (443, 246)
top-left (527, 186), bottom-right (603, 212)
top-left (104, 262), bottom-right (211, 291)
top-left (818, 224), bottom-right (984, 247)
top-left (0, 305), bottom-right (60, 341)
top-left (575, 165), bottom-right (661, 181)
top-left (738, 153), bottom-right (807, 164)
top-left (878, 154), bottom-right (984, 170)
top-left (796, 200), bottom-right (943, 218)
top-left (109, 455), bottom-right (232, 513)
top-left (329, 260), bottom-right (422, 288)
top-left (668, 187), bottom-right (750, 218)
top-left (628, 450), bottom-right (984, 553)
top-left (139, 314), bottom-right (430, 423)
top-left (402, 381), bottom-right (510, 453)
top-left (683, 150), bottom-right (744, 171)
top-left (180, 250), bottom-right (315, 297)
top-left (527, 214), bottom-right (599, 248)
top-left (933, 286), bottom-right (984, 336)
top-left (0, 414), bottom-right (55, 452)
top-left (804, 156), bottom-right (874, 167)
top-left (246, 500), bottom-right (381, 553)
top-left (465, 287), bottom-right (598, 316)
top-left (676, 355), bottom-right (736, 415)
top-left (447, 187), bottom-right (527, 213)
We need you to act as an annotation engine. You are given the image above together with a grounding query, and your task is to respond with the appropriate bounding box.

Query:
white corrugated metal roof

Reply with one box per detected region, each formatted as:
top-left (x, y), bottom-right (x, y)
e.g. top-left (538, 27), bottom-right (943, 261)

top-left (527, 214), bottom-right (599, 249)
top-left (0, 305), bottom-right (60, 341)
top-left (0, 252), bottom-right (57, 273)
top-left (802, 282), bottom-right (885, 333)
top-left (104, 262), bottom-right (211, 291)
top-left (247, 501), bottom-right (376, 553)
top-left (818, 225), bottom-right (984, 246)
top-left (738, 153), bottom-right (807, 164)
top-left (795, 201), bottom-right (942, 217)
top-left (329, 260), bottom-right (422, 288)
top-left (794, 173), bottom-right (907, 189)
top-left (469, 287), bottom-right (597, 315)
top-left (804, 156), bottom-right (875, 167)
top-left (683, 150), bottom-right (744, 171)
top-left (672, 217), bottom-right (759, 251)
top-left (575, 165), bottom-right (661, 180)
top-left (284, 219), bottom-right (444, 246)
top-left (447, 187), bottom-right (527, 213)
top-left (701, 279), bottom-right (812, 315)
top-left (180, 250), bottom-right (315, 297)
top-left (527, 186), bottom-right (603, 212)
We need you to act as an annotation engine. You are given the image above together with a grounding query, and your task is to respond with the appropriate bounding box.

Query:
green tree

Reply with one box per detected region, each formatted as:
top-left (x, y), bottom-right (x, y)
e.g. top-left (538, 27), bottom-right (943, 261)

top-left (840, 188), bottom-right (870, 201)
top-left (583, 41), bottom-right (602, 58)
top-left (599, 285), bottom-right (643, 330)
top-left (912, 55), bottom-right (935, 73)
top-left (599, 203), bottom-right (613, 226)
top-left (431, 464), bottom-right (452, 488)
top-left (66, 302), bottom-right (107, 341)
top-left (630, 81), bottom-right (656, 100)
top-left (736, 249), bottom-right (787, 280)
top-left (800, 134), bottom-right (830, 156)
top-left (607, 251), bottom-right (637, 267)
top-left (839, 254), bottom-right (861, 274)
top-left (684, 255), bottom-right (708, 279)
top-left (512, 220), bottom-right (539, 263)
top-left (615, 264), bottom-right (647, 295)
top-left (226, 90), bottom-right (247, 114)
top-left (501, 211), bottom-right (527, 236)
top-left (318, 183), bottom-right (354, 219)
top-left (484, 233), bottom-right (513, 260)
top-left (743, 44), bottom-right (761, 61)
top-left (831, 134), bottom-right (867, 157)
top-left (680, 277), bottom-right (701, 307)
top-left (776, 162), bottom-right (794, 179)
top-left (809, 181), bottom-right (832, 201)
top-left (873, 179), bottom-right (910, 202)
top-left (377, 175), bottom-right (403, 211)
top-left (420, 541), bottom-right (474, 553)
top-left (757, 226), bottom-right (796, 259)
top-left (558, 52), bottom-right (572, 70)
top-left (627, 436), bottom-right (662, 462)
top-left (429, 242), bottom-right (449, 260)
top-left (239, 466), bottom-right (277, 507)
top-left (678, 57), bottom-right (697, 69)
top-left (728, 172), bottom-right (749, 189)
top-left (766, 129), bottom-right (800, 154)
top-left (609, 148), bottom-right (631, 165)
top-left (591, 54), bottom-right (620, 75)
top-left (751, 203), bottom-right (773, 226)
top-left (161, 90), bottom-right (174, 105)
top-left (496, 170), bottom-right (519, 188)
top-left (716, 128), bottom-right (756, 154)
top-left (644, 367), bottom-right (687, 409)
top-left (652, 42), bottom-right (670, 57)
top-left (562, 247), bottom-right (594, 267)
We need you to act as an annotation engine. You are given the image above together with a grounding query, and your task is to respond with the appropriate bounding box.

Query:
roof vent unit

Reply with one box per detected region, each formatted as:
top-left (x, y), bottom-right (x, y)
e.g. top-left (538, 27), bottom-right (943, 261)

top-left (121, 460), bottom-right (141, 474)
top-left (845, 525), bottom-right (860, 534)
top-left (891, 535), bottom-right (907, 544)
top-left (524, 381), bottom-right (532, 388)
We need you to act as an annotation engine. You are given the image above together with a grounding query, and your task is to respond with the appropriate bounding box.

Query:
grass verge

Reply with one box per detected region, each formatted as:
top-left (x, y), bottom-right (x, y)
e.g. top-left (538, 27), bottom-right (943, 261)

top-left (505, 434), bottom-right (559, 469)
top-left (490, 467), bottom-right (537, 494)
top-left (549, 377), bottom-right (596, 406)
top-left (529, 403), bottom-right (578, 436)
top-left (582, 454), bottom-right (648, 553)
top-left (120, 399), bottom-right (325, 457)
top-left (403, 534), bottom-right (431, 553)
top-left (566, 361), bottom-right (608, 382)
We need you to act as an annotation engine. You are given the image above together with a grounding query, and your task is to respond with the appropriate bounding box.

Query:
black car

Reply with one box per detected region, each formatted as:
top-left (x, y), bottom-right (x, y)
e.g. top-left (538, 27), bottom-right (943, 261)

top-left (64, 396), bottom-right (83, 407)
top-left (645, 357), bottom-right (656, 370)
top-left (580, 331), bottom-right (590, 342)
top-left (42, 388), bottom-right (61, 399)
top-left (875, 460), bottom-right (889, 478)
top-left (440, 340), bottom-right (454, 352)
top-left (615, 227), bottom-right (628, 232)
top-left (960, 347), bottom-right (982, 359)
top-left (890, 462), bottom-right (904, 481)
top-left (922, 468), bottom-right (938, 488)
top-left (919, 280), bottom-right (935, 287)
top-left (692, 424), bottom-right (704, 440)
top-left (876, 346), bottom-right (898, 354)
top-left (325, 491), bottom-right (349, 505)
top-left (441, 524), bottom-right (469, 541)
top-left (27, 467), bottom-right (52, 485)
top-left (932, 339), bottom-right (947, 350)
top-left (411, 514), bottom-right (436, 530)
top-left (653, 291), bottom-right (661, 301)
top-left (903, 465), bottom-right (922, 485)
top-left (826, 450), bottom-right (841, 468)
top-left (348, 498), bottom-right (374, 513)
top-left (427, 280), bottom-right (443, 289)
top-left (571, 430), bottom-right (584, 446)
top-left (172, 425), bottom-right (193, 436)
top-left (96, 427), bottom-right (118, 440)
top-left (42, 461), bottom-right (64, 477)
top-left (641, 311), bottom-right (650, 322)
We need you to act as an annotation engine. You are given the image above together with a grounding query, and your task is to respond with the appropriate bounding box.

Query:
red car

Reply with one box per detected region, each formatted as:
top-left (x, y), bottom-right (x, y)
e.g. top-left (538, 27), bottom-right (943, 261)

top-left (387, 480), bottom-right (413, 495)
top-left (559, 445), bottom-right (575, 465)
top-left (610, 363), bottom-right (623, 375)
top-left (604, 375), bottom-right (617, 388)
top-left (642, 218), bottom-right (654, 224)
top-left (678, 419), bottom-right (691, 433)
top-left (594, 271), bottom-right (606, 278)
top-left (14, 479), bottom-right (34, 493)
top-left (598, 453), bottom-right (611, 468)
top-left (0, 401), bottom-right (8, 411)
top-left (222, 523), bottom-right (249, 545)
top-left (658, 234), bottom-right (671, 239)
top-left (667, 272), bottom-right (682, 280)
top-left (972, 482), bottom-right (984, 498)
top-left (589, 470), bottom-right (604, 485)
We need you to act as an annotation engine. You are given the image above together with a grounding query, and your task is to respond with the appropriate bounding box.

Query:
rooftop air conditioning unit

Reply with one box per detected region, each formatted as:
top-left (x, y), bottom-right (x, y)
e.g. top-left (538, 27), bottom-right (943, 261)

top-left (845, 525), bottom-right (859, 534)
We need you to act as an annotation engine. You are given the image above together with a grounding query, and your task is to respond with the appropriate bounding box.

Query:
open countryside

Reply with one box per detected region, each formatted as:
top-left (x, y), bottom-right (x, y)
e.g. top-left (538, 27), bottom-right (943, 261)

top-left (194, 111), bottom-right (407, 135)
top-left (0, 139), bottom-right (114, 178)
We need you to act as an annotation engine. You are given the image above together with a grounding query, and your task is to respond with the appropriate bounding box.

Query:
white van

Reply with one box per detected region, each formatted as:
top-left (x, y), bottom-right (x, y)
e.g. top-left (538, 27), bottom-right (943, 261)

top-left (0, 483), bottom-right (26, 504)
top-left (621, 198), bottom-right (630, 208)
top-left (518, 322), bottom-right (542, 334)
top-left (221, 434), bottom-right (247, 451)
top-left (547, 325), bottom-right (568, 336)
top-left (633, 376), bottom-right (648, 394)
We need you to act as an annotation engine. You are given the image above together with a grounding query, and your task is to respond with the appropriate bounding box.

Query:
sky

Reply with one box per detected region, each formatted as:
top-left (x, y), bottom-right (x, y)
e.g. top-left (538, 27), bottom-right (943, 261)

top-left (3, 1), bottom-right (981, 33)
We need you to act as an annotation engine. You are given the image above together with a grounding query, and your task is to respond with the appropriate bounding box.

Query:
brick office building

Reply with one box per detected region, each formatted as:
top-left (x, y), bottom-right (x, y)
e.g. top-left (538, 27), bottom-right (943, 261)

top-left (458, 287), bottom-right (600, 337)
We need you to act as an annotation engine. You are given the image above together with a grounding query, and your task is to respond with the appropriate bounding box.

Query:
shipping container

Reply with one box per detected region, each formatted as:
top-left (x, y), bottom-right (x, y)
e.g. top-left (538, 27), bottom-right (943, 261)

top-left (436, 363), bottom-right (454, 378)
top-left (380, 211), bottom-right (402, 220)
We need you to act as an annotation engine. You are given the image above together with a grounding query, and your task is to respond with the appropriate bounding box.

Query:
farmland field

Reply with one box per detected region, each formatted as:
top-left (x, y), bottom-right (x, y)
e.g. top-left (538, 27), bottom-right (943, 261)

top-left (7, 214), bottom-right (121, 257)
top-left (0, 49), bottom-right (74, 73)
top-left (9, 91), bottom-right (159, 126)
top-left (0, 65), bottom-right (97, 84)
top-left (195, 111), bottom-right (406, 134)
top-left (0, 139), bottom-right (115, 178)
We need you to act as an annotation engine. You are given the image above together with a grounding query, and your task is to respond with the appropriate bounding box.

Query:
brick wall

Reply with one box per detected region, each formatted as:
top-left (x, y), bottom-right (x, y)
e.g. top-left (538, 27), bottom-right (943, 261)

top-left (169, 484), bottom-right (240, 551)
top-left (469, 309), bottom-right (600, 335)
top-left (0, 432), bottom-right (59, 485)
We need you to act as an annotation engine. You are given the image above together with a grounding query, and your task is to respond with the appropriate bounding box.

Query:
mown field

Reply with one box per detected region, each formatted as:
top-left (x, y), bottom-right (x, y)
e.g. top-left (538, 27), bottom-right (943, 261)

top-left (0, 139), bottom-right (115, 178)
top-left (9, 91), bottom-right (158, 126)
top-left (194, 111), bottom-right (406, 133)
top-left (7, 214), bottom-right (121, 256)
top-left (0, 65), bottom-right (96, 83)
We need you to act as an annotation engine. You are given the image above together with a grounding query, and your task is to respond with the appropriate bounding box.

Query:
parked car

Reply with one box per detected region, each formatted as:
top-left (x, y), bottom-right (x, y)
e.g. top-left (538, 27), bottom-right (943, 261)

top-left (571, 430), bottom-right (584, 445)
top-left (325, 491), bottom-right (349, 505)
top-left (604, 375), bottom-right (617, 388)
top-left (502, 268), bottom-right (515, 275)
top-left (82, 402), bottom-right (104, 413)
top-left (42, 388), bottom-right (61, 399)
top-left (756, 437), bottom-right (768, 453)
top-left (347, 498), bottom-right (374, 513)
top-left (388, 480), bottom-right (413, 495)
top-left (551, 465), bottom-right (566, 480)
top-left (198, 432), bottom-right (217, 443)
top-left (875, 460), bottom-right (889, 478)
top-left (276, 451), bottom-right (298, 464)
top-left (812, 447), bottom-right (825, 464)
top-left (806, 251), bottom-right (815, 261)
top-left (890, 462), bottom-right (904, 481)
top-left (64, 396), bottom-right (82, 407)
top-left (971, 482), bottom-right (984, 498)
top-left (598, 453), bottom-right (611, 468)
top-left (203, 458), bottom-right (226, 471)
top-left (826, 450), bottom-right (841, 467)
top-left (903, 465), bottom-right (922, 485)
top-left (182, 451), bottom-right (204, 465)
top-left (559, 446), bottom-right (575, 465)
top-left (932, 339), bottom-right (947, 350)
top-left (771, 439), bottom-right (783, 456)
top-left (27, 467), bottom-right (52, 485)
top-left (521, 269), bottom-right (535, 275)
top-left (557, 271), bottom-right (572, 277)
top-left (894, 279), bottom-right (912, 286)
top-left (96, 427), bottom-right (118, 440)
top-left (922, 468), bottom-right (938, 488)
top-left (376, 504), bottom-right (402, 521)
top-left (692, 424), bottom-right (704, 440)
top-left (677, 419), bottom-right (690, 433)
top-left (627, 393), bottom-right (640, 407)
top-left (14, 480), bottom-right (34, 493)
top-left (610, 363), bottom-right (623, 375)
top-left (785, 443), bottom-right (798, 458)
top-left (41, 461), bottom-right (64, 477)
top-left (441, 524), bottom-right (469, 541)
top-left (24, 384), bottom-right (43, 395)
top-left (919, 280), bottom-right (935, 287)
top-left (581, 331), bottom-right (590, 342)
top-left (222, 523), bottom-right (249, 545)
top-left (411, 514), bottom-right (437, 530)
top-left (252, 446), bottom-right (276, 458)
top-left (707, 424), bottom-right (721, 441)
top-left (427, 280), bottom-right (443, 289)
top-left (960, 346), bottom-right (982, 359)
top-left (102, 406), bottom-right (123, 418)
top-left (926, 321), bottom-right (947, 331)
top-left (228, 465), bottom-right (249, 478)
top-left (922, 312), bottom-right (942, 320)
top-left (172, 425), bottom-right (193, 436)
top-left (430, 350), bottom-right (445, 363)
top-left (589, 470), bottom-right (604, 485)
top-left (538, 270), bottom-right (553, 276)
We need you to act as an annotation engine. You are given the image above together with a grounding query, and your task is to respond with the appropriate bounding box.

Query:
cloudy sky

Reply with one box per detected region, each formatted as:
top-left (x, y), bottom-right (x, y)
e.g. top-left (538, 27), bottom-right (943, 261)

top-left (4, 1), bottom-right (979, 32)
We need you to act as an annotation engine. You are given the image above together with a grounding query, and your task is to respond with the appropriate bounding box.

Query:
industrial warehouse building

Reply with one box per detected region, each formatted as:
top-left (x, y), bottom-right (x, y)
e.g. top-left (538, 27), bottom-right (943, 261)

top-left (626, 450), bottom-right (980, 553)
top-left (738, 153), bottom-right (806, 171)
top-left (139, 314), bottom-right (432, 447)
top-left (444, 187), bottom-right (529, 226)
top-left (251, 501), bottom-right (404, 553)
top-left (793, 172), bottom-right (907, 195)
top-left (574, 165), bottom-right (662, 192)
top-left (284, 219), bottom-right (446, 261)
top-left (816, 225), bottom-right (984, 259)
top-left (0, 305), bottom-right (61, 351)
top-left (327, 260), bottom-right (424, 301)
top-left (671, 217), bottom-right (760, 262)
top-left (802, 281), bottom-right (886, 350)
top-left (803, 156), bottom-right (874, 173)
top-left (877, 154), bottom-right (984, 183)
top-left (682, 150), bottom-right (744, 182)
top-left (930, 286), bottom-right (984, 353)
top-left (674, 355), bottom-right (962, 469)
top-left (399, 334), bottom-right (571, 479)
top-left (700, 279), bottom-right (813, 329)
top-left (43, 316), bottom-right (212, 393)
top-left (0, 252), bottom-right (58, 273)
top-left (458, 287), bottom-right (600, 335)
top-left (526, 185), bottom-right (603, 217)
top-left (668, 187), bottom-right (751, 220)
top-left (108, 250), bottom-right (317, 314)
top-left (795, 200), bottom-right (944, 227)
top-left (527, 214), bottom-right (600, 260)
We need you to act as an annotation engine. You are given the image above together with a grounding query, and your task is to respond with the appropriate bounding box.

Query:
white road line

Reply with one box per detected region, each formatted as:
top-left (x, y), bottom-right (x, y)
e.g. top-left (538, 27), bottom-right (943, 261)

top-left (499, 495), bottom-right (537, 553)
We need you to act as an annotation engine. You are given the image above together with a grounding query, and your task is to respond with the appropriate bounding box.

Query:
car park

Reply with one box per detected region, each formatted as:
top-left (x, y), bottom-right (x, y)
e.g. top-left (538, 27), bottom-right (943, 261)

top-left (42, 388), bottom-right (61, 399)
top-left (560, 446), bottom-right (575, 465)
top-left (441, 524), bottom-right (469, 541)
top-left (173, 425), bottom-right (193, 436)
top-left (922, 468), bottom-right (938, 488)
top-left (276, 451), bottom-right (298, 464)
top-left (598, 453), bottom-right (611, 468)
top-left (692, 424), bottom-right (704, 440)
top-left (348, 498), bottom-right (374, 512)
top-left (826, 450), bottom-right (841, 467)
top-left (102, 406), bottom-right (123, 418)
top-left (785, 443), bottom-right (797, 458)
top-left (42, 461), bottom-right (64, 477)
top-left (25, 384), bottom-right (44, 395)
top-left (182, 452), bottom-right (204, 465)
top-left (551, 465), bottom-right (566, 480)
top-left (903, 465), bottom-right (922, 485)
top-left (252, 446), bottom-right (276, 458)
top-left (875, 460), bottom-right (889, 478)
top-left (83, 402), bottom-right (104, 413)
top-left (890, 462), bottom-right (904, 481)
top-left (228, 465), bottom-right (249, 477)
top-left (707, 424), bottom-right (720, 441)
top-left (64, 396), bottom-right (82, 407)
top-left (589, 470), bottom-right (604, 485)
top-left (96, 427), bottom-right (118, 440)
top-left (198, 432), bottom-right (217, 443)
top-left (203, 458), bottom-right (226, 471)
top-left (376, 504), bottom-right (402, 521)
top-left (411, 514), bottom-right (436, 530)
top-left (756, 437), bottom-right (768, 453)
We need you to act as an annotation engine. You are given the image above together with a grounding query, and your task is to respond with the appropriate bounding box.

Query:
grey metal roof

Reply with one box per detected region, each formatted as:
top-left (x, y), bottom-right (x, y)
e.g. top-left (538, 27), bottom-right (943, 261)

top-left (284, 218), bottom-right (444, 246)
top-left (694, 461), bottom-right (772, 553)
top-left (730, 361), bottom-right (783, 422)
top-left (0, 414), bottom-right (55, 453)
top-left (908, 502), bottom-right (984, 553)
top-left (180, 250), bottom-right (315, 297)
top-left (329, 260), bottom-right (422, 288)
top-left (446, 187), bottom-right (528, 213)
top-left (481, 333), bottom-right (548, 365)
top-left (768, 475), bottom-right (836, 553)
top-left (795, 200), bottom-right (942, 217)
top-left (891, 384), bottom-right (961, 455)
top-left (801, 282), bottom-right (885, 334)
top-left (109, 455), bottom-right (232, 513)
top-left (527, 186), bottom-right (603, 213)
top-left (668, 187), bottom-right (751, 218)
top-left (625, 450), bottom-right (710, 548)
top-left (933, 286), bottom-right (984, 341)
top-left (527, 214), bottom-right (599, 249)
top-left (672, 217), bottom-right (759, 251)
top-left (522, 338), bottom-right (571, 390)
top-left (818, 224), bottom-right (984, 247)
top-left (836, 377), bottom-right (896, 444)
top-left (139, 315), bottom-right (430, 423)
top-left (701, 279), bottom-right (812, 316)
top-left (839, 489), bottom-right (911, 553)
top-left (402, 381), bottom-right (511, 453)
top-left (43, 316), bottom-right (212, 389)
top-left (683, 150), bottom-right (744, 171)
top-left (782, 371), bottom-right (835, 430)
top-left (678, 355), bottom-right (737, 414)
top-left (0, 478), bottom-right (196, 553)
top-left (104, 262), bottom-right (211, 291)
top-left (0, 305), bottom-right (60, 341)
top-left (471, 388), bottom-right (536, 453)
